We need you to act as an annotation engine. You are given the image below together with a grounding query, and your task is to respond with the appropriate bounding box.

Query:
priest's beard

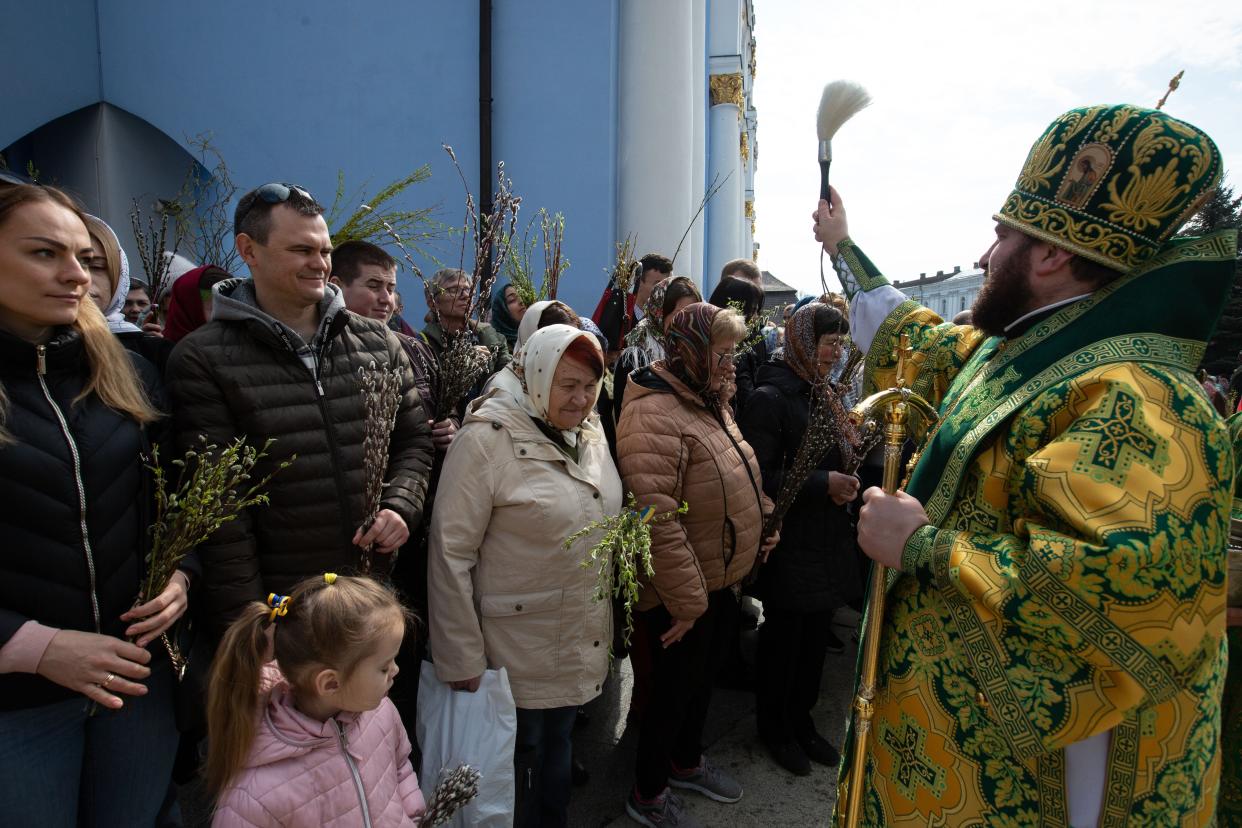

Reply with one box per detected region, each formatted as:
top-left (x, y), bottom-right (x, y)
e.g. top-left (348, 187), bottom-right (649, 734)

top-left (971, 239), bottom-right (1036, 337)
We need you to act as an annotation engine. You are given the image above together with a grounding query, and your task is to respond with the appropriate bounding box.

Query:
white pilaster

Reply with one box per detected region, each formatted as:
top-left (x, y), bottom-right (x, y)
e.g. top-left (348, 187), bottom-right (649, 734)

top-left (689, 0), bottom-right (707, 288)
top-left (617, 0), bottom-right (693, 266)
top-left (705, 63), bottom-right (743, 296)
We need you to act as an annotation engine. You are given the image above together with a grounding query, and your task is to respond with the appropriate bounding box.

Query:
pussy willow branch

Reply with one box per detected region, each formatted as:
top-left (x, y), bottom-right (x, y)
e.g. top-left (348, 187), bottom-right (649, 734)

top-left (358, 362), bottom-right (403, 572)
top-left (130, 200), bottom-right (185, 310)
top-left (761, 381), bottom-right (861, 541)
top-left (422, 763), bottom-right (482, 826)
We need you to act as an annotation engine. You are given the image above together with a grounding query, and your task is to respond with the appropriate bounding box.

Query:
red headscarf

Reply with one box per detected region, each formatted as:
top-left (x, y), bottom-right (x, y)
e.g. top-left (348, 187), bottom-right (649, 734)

top-left (163, 266), bottom-right (227, 342)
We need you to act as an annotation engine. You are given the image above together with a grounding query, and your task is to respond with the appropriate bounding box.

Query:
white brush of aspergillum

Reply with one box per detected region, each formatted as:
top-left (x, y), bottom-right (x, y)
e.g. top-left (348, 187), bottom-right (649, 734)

top-left (817, 80), bottom-right (872, 202)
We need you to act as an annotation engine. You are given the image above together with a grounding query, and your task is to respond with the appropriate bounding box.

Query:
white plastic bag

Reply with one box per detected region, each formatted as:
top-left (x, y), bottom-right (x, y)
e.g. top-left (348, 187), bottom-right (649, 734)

top-left (416, 662), bottom-right (517, 827)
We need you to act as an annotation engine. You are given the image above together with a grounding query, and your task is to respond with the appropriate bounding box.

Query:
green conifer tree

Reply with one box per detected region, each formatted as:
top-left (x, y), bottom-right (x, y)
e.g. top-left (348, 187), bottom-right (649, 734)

top-left (1180, 181), bottom-right (1242, 376)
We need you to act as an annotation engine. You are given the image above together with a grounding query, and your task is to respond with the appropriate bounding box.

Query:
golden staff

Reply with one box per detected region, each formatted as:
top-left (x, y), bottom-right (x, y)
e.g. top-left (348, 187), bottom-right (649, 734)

top-left (839, 335), bottom-right (938, 827)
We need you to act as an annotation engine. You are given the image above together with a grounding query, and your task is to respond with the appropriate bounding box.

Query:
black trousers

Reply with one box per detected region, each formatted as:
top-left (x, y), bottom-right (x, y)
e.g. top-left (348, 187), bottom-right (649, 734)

top-left (632, 589), bottom-right (734, 799)
top-left (513, 705), bottom-right (577, 828)
top-left (755, 607), bottom-right (834, 744)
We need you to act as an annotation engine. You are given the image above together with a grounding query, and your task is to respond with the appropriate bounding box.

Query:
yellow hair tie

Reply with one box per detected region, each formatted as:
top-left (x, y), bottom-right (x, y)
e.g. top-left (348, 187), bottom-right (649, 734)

top-left (324, 573), bottom-right (338, 585)
top-left (266, 593), bottom-right (290, 622)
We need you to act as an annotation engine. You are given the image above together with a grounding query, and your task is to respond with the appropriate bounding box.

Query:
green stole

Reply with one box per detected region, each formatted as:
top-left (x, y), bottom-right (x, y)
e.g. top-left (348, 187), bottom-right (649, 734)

top-left (905, 231), bottom-right (1237, 523)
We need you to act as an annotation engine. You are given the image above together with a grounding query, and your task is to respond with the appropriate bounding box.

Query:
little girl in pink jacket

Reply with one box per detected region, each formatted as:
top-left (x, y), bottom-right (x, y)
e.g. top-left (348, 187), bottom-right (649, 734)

top-left (206, 574), bottom-right (425, 827)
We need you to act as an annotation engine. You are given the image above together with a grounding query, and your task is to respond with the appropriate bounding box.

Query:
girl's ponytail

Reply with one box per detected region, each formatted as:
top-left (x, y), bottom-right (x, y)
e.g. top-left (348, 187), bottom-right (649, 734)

top-left (204, 601), bottom-right (274, 795)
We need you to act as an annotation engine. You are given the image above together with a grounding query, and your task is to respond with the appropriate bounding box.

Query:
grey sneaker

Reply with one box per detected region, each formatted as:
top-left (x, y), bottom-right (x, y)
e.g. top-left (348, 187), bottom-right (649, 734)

top-left (668, 755), bottom-right (743, 803)
top-left (626, 788), bottom-right (702, 827)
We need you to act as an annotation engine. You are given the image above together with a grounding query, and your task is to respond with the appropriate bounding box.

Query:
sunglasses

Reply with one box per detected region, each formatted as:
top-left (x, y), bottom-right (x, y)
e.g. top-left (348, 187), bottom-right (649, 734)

top-left (234, 182), bottom-right (314, 235)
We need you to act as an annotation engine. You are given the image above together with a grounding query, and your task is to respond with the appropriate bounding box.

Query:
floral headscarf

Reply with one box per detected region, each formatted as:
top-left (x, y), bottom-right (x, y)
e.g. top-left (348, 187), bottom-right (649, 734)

top-left (784, 301), bottom-right (824, 384)
top-left (512, 323), bottom-right (604, 448)
top-left (663, 301), bottom-right (720, 398)
top-left (620, 276), bottom-right (700, 371)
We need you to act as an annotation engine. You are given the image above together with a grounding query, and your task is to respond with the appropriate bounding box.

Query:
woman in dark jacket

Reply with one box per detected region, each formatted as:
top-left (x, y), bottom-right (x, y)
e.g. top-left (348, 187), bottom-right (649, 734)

top-left (0, 185), bottom-right (190, 824)
top-left (738, 301), bottom-right (861, 776)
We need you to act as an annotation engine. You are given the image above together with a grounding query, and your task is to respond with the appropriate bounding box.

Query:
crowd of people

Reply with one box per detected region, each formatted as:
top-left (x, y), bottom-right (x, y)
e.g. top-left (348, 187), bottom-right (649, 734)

top-left (0, 177), bottom-right (868, 828)
top-left (1, 96), bottom-right (1240, 828)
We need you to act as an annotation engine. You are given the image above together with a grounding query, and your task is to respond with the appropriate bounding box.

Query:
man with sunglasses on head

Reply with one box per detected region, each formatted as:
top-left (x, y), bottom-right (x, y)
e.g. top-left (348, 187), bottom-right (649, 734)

top-left (166, 182), bottom-right (433, 637)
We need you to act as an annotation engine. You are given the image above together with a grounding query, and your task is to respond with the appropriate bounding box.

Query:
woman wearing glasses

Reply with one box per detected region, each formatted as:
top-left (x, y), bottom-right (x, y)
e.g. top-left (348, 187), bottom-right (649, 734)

top-left (616, 301), bottom-right (777, 827)
top-left (738, 301), bottom-right (860, 777)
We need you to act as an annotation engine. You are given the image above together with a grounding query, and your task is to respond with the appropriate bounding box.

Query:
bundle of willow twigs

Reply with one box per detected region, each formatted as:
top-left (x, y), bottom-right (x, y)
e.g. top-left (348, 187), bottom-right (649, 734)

top-left (130, 200), bottom-right (185, 317)
top-left (760, 381), bottom-right (861, 542)
top-left (539, 209), bottom-right (567, 300)
top-left (503, 208), bottom-right (568, 308)
top-left (566, 493), bottom-right (688, 648)
top-left (144, 436), bottom-right (292, 676)
top-left (357, 361), bottom-right (403, 572)
top-left (422, 763), bottom-right (482, 825)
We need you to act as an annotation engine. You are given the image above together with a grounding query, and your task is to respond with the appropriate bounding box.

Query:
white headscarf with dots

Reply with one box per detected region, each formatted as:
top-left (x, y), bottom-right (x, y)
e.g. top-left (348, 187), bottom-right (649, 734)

top-left (513, 323), bottom-right (604, 448)
top-left (515, 300), bottom-right (556, 351)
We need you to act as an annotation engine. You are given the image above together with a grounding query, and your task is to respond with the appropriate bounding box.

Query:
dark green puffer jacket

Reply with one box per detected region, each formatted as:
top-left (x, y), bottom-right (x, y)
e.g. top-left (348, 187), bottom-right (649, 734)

top-left (167, 280), bottom-right (433, 635)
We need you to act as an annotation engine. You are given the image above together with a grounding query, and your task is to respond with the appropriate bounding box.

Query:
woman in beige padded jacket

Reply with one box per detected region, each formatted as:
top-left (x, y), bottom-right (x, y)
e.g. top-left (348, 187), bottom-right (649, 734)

top-left (615, 302), bottom-right (777, 827)
top-left (428, 324), bottom-right (622, 828)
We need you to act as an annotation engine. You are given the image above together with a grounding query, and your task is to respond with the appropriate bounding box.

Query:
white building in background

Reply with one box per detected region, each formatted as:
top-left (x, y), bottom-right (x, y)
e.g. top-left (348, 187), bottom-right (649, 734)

top-left (892, 264), bottom-right (984, 320)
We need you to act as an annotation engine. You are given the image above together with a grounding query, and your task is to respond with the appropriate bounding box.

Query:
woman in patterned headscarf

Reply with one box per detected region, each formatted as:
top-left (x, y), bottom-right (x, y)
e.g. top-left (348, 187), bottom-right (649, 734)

top-left (611, 275), bottom-right (701, 424)
top-left (738, 301), bottom-right (861, 777)
top-left (615, 301), bottom-right (777, 824)
top-left (428, 324), bottom-right (622, 828)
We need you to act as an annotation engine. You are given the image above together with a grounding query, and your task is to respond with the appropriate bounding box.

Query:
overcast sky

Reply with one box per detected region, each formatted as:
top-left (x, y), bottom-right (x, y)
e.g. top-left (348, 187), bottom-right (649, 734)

top-left (752, 0), bottom-right (1242, 296)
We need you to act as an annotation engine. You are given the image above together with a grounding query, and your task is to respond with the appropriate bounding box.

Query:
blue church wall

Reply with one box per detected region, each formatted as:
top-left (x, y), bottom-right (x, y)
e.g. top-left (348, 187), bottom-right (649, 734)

top-left (490, 0), bottom-right (618, 320)
top-left (2, 0), bottom-right (102, 152)
top-left (4, 1), bottom-right (622, 325)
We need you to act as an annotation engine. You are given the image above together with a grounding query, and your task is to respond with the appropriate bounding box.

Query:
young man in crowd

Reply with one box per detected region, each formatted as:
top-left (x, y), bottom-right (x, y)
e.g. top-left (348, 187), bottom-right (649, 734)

top-left (123, 280), bottom-right (152, 325)
top-left (167, 183), bottom-right (433, 637)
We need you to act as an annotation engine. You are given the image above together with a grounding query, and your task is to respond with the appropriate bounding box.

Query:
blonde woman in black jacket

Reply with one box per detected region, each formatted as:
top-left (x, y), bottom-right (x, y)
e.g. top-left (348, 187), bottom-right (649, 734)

top-left (0, 185), bottom-right (190, 825)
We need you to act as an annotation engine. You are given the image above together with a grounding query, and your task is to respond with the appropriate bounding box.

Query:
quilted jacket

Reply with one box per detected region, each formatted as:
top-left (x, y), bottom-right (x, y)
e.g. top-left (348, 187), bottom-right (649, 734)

top-left (167, 280), bottom-right (433, 636)
top-left (616, 364), bottom-right (771, 621)
top-left (0, 327), bottom-right (171, 710)
top-left (213, 667), bottom-right (424, 827)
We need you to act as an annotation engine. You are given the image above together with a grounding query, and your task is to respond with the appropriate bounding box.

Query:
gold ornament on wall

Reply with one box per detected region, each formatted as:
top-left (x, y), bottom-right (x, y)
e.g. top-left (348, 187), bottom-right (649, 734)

top-left (710, 73), bottom-right (744, 109)
top-left (744, 200), bottom-right (755, 219)
top-left (740, 131), bottom-right (751, 163)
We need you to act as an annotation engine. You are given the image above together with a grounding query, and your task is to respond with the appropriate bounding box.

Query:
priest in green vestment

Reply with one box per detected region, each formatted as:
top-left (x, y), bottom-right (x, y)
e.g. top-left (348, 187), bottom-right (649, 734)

top-left (815, 105), bottom-right (1237, 826)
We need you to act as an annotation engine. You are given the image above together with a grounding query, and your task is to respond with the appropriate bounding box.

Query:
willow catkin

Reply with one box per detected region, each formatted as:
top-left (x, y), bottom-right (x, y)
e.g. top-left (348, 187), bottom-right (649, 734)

top-left (358, 362), bottom-right (403, 571)
top-left (423, 764), bottom-right (482, 826)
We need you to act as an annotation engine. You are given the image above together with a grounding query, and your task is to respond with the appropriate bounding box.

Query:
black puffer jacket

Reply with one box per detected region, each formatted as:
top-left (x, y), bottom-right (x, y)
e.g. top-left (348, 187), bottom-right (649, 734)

top-left (738, 358), bottom-right (861, 612)
top-left (733, 334), bottom-right (769, 414)
top-left (167, 280), bottom-right (433, 636)
top-left (0, 328), bottom-right (164, 710)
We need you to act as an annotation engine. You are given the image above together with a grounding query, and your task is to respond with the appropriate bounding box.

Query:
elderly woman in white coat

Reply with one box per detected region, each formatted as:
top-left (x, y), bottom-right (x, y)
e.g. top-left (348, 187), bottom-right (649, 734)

top-left (429, 323), bottom-right (622, 828)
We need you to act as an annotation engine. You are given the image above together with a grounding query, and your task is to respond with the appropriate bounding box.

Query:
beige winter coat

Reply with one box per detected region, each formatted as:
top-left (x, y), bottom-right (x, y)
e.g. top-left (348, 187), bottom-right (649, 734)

top-left (616, 365), bottom-right (771, 621)
top-left (427, 391), bottom-right (623, 709)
